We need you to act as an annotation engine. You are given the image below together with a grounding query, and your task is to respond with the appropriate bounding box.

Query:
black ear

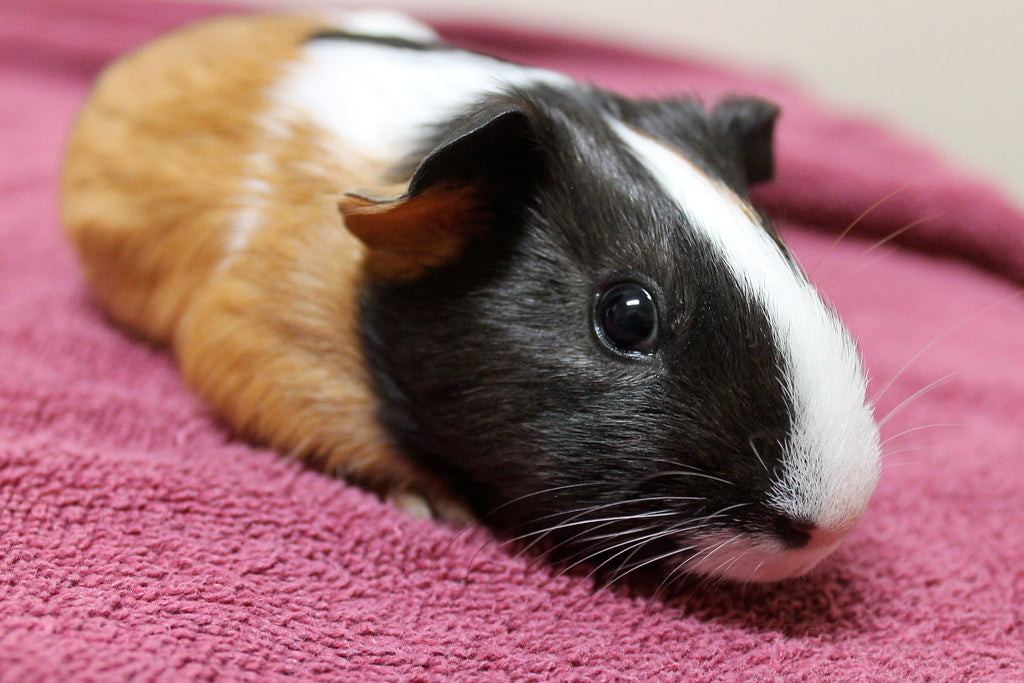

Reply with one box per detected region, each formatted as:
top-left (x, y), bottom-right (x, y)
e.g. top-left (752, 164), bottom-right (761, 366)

top-left (339, 108), bottom-right (539, 280)
top-left (710, 97), bottom-right (780, 186)
top-left (407, 108), bottom-right (537, 195)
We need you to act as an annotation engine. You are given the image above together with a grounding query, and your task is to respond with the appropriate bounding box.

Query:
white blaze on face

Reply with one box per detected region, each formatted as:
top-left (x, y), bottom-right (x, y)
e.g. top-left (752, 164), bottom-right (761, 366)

top-left (608, 119), bottom-right (880, 537)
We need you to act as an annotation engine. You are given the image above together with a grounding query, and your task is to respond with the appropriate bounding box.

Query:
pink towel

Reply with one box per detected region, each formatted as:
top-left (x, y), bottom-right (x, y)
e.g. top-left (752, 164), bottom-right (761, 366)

top-left (2, 0), bottom-right (1022, 679)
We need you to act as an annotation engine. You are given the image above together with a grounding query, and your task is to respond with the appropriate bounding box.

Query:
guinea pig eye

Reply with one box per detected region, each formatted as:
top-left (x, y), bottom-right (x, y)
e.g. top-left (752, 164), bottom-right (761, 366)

top-left (595, 282), bottom-right (659, 354)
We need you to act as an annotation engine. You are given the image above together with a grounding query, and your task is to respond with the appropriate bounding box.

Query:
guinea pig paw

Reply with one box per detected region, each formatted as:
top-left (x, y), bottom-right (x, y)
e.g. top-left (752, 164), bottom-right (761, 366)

top-left (393, 491), bottom-right (434, 520)
top-left (429, 495), bottom-right (476, 526)
top-left (391, 490), bottom-right (475, 525)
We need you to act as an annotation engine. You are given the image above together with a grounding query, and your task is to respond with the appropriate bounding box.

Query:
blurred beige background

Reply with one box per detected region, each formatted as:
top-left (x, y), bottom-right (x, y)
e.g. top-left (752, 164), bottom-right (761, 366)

top-left (222, 0), bottom-right (1024, 207)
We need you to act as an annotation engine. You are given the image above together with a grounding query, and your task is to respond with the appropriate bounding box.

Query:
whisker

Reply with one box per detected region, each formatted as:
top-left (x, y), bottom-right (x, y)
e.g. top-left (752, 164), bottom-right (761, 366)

top-left (686, 533), bottom-right (743, 572)
top-left (819, 213), bottom-right (940, 290)
top-left (709, 545), bottom-right (755, 583)
top-left (573, 517), bottom-right (726, 579)
top-left (880, 422), bottom-right (963, 446)
top-left (504, 503), bottom-right (690, 563)
top-left (460, 515), bottom-right (601, 582)
top-left (878, 354), bottom-right (1024, 427)
top-left (880, 442), bottom-right (933, 468)
top-left (528, 494), bottom-right (704, 532)
top-left (748, 438), bottom-right (769, 475)
top-left (636, 469), bottom-right (735, 487)
top-left (534, 513), bottom-right (683, 568)
top-left (683, 534), bottom-right (747, 596)
top-left (646, 555), bottom-right (695, 611)
top-left (628, 456), bottom-right (736, 486)
top-left (603, 536), bottom-right (699, 590)
top-left (534, 519), bottom-right (642, 565)
top-left (601, 519), bottom-right (727, 588)
top-left (821, 244), bottom-right (900, 292)
top-left (603, 543), bottom-right (700, 591)
top-left (604, 538), bottom-right (657, 587)
top-left (568, 523), bottom-right (667, 554)
top-left (430, 481), bottom-right (607, 572)
top-left (512, 509), bottom-right (680, 546)
top-left (600, 503), bottom-right (751, 589)
top-left (466, 493), bottom-right (705, 576)
top-left (555, 523), bottom-right (679, 579)
top-left (808, 176), bottom-right (931, 279)
top-left (879, 457), bottom-right (929, 470)
top-left (458, 493), bottom-right (638, 578)
top-left (871, 289), bottom-right (1023, 406)
top-left (646, 533), bottom-right (745, 610)
top-left (881, 445), bottom-right (931, 457)
top-left (489, 492), bottom-right (689, 554)
top-left (477, 482), bottom-right (610, 529)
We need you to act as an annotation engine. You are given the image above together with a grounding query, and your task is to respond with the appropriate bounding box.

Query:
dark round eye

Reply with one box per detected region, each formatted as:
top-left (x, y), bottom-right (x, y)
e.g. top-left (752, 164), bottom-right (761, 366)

top-left (595, 282), bottom-right (659, 354)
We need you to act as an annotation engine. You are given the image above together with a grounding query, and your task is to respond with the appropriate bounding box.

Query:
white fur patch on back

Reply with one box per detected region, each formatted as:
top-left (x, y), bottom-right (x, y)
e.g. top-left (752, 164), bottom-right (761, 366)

top-left (272, 39), bottom-right (571, 164)
top-left (328, 9), bottom-right (441, 44)
top-left (608, 119), bottom-right (880, 531)
top-left (225, 29), bottom-right (570, 258)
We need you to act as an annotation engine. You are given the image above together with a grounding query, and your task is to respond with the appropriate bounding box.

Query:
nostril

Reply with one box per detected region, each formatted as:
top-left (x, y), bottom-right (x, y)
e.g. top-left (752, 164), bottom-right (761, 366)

top-left (774, 515), bottom-right (816, 549)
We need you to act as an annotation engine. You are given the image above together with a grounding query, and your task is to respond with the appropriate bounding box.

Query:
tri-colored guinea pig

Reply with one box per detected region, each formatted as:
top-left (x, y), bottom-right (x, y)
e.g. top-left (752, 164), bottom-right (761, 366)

top-left (62, 11), bottom-right (880, 583)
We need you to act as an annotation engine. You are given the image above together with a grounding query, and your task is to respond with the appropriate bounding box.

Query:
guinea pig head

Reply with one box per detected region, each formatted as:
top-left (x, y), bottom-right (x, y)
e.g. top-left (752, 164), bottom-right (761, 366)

top-left (342, 86), bottom-right (881, 584)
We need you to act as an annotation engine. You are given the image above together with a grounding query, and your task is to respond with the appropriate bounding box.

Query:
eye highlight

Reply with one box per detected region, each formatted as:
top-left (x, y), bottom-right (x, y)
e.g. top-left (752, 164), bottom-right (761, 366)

top-left (594, 282), bottom-right (659, 355)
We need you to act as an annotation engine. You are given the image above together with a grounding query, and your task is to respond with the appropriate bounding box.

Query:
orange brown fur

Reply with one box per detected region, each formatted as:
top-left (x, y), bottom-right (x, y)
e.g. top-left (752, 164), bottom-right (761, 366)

top-left (62, 15), bottom-right (455, 505)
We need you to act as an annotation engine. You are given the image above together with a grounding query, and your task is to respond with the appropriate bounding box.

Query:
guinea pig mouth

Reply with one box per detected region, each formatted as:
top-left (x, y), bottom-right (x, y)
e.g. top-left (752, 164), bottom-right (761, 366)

top-left (682, 531), bottom-right (848, 583)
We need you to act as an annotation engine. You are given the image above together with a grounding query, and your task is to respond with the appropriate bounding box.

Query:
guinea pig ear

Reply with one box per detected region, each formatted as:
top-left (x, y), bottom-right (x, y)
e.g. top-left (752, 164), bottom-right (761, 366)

top-left (338, 108), bottom-right (537, 281)
top-left (338, 186), bottom-right (485, 281)
top-left (710, 97), bottom-right (780, 186)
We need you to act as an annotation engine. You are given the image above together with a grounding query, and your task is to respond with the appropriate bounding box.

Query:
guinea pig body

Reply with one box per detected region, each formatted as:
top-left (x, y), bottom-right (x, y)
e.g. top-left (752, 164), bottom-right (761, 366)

top-left (62, 12), bottom-right (881, 582)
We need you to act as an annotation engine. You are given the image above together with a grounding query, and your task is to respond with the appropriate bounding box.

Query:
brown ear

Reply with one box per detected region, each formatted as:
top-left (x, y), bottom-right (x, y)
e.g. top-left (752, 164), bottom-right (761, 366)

top-left (339, 107), bottom-right (540, 281)
top-left (338, 186), bottom-right (483, 281)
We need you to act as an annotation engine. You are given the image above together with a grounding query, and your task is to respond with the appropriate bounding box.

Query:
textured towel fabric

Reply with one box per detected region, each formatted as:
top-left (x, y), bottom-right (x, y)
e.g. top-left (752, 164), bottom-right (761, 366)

top-left (2, 0), bottom-right (1023, 679)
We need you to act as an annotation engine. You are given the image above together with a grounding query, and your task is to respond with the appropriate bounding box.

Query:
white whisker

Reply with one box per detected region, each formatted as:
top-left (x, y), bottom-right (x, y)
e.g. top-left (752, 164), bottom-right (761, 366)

top-left (573, 518), bottom-right (724, 578)
top-left (819, 213), bottom-right (939, 290)
top-left (880, 422), bottom-right (963, 447)
top-left (808, 176), bottom-right (930, 279)
top-left (878, 354), bottom-right (1024, 427)
top-left (871, 290), bottom-right (1023, 406)
top-left (629, 456), bottom-right (736, 486)
top-left (748, 438), bottom-right (770, 475)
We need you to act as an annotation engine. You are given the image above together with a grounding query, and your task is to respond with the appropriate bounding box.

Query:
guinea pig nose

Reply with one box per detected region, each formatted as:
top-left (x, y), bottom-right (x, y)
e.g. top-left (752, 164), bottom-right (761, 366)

top-left (774, 515), bottom-right (816, 549)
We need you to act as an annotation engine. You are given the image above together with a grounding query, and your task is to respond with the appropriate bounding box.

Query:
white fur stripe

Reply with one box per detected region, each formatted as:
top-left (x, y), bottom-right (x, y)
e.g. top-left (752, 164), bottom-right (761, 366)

top-left (608, 119), bottom-right (880, 530)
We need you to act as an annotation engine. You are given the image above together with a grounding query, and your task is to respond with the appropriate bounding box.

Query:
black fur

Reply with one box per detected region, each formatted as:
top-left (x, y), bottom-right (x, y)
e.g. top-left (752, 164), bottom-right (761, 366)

top-left (359, 83), bottom-right (798, 572)
top-left (710, 97), bottom-right (780, 186)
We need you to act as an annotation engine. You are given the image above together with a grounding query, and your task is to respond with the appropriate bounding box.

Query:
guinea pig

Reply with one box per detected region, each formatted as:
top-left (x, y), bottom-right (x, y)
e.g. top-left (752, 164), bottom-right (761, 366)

top-left (61, 11), bottom-right (881, 583)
